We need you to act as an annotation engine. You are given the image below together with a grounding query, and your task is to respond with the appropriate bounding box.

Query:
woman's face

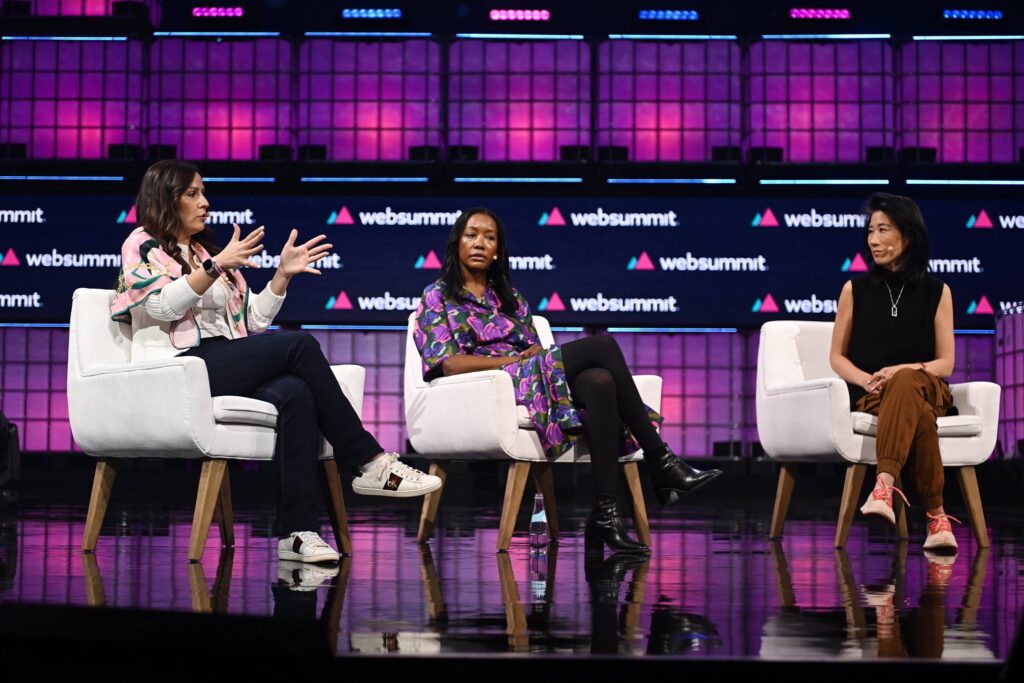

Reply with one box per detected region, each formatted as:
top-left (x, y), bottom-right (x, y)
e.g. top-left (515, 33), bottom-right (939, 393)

top-left (867, 210), bottom-right (908, 270)
top-left (176, 173), bottom-right (209, 239)
top-left (458, 212), bottom-right (499, 275)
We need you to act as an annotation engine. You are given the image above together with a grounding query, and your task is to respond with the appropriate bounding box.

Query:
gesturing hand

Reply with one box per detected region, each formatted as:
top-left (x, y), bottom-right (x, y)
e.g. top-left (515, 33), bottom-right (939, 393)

top-left (278, 230), bottom-right (333, 277)
top-left (214, 223), bottom-right (265, 270)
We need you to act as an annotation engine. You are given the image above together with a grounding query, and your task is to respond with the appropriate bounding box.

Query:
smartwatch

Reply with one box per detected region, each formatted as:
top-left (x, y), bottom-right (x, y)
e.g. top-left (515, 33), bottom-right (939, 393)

top-left (202, 258), bottom-right (224, 279)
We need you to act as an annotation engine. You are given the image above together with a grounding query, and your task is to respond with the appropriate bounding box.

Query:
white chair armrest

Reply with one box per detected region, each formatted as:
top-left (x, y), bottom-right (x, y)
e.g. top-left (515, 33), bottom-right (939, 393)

top-left (756, 377), bottom-right (854, 458)
top-left (330, 364), bottom-right (365, 418)
top-left (949, 382), bottom-right (1001, 453)
top-left (405, 370), bottom-right (521, 455)
top-left (68, 356), bottom-right (217, 456)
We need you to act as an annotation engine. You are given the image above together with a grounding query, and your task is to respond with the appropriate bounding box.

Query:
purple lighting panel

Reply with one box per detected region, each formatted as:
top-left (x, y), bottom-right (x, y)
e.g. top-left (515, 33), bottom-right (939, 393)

top-left (449, 40), bottom-right (590, 161)
top-left (149, 38), bottom-right (292, 161)
top-left (0, 39), bottom-right (145, 159)
top-left (23, 0), bottom-right (161, 22)
top-left (598, 40), bottom-right (742, 162)
top-left (748, 41), bottom-right (894, 163)
top-left (297, 40), bottom-right (441, 161)
top-left (899, 42), bottom-right (1023, 163)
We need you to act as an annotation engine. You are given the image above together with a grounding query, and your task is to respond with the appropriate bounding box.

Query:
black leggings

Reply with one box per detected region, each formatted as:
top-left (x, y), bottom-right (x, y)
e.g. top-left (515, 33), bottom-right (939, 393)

top-left (560, 335), bottom-right (665, 497)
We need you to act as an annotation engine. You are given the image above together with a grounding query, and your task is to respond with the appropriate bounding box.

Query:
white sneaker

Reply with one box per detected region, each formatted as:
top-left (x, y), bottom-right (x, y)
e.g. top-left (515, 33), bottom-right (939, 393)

top-left (278, 531), bottom-right (340, 564)
top-left (351, 452), bottom-right (443, 498)
top-left (277, 560), bottom-right (339, 591)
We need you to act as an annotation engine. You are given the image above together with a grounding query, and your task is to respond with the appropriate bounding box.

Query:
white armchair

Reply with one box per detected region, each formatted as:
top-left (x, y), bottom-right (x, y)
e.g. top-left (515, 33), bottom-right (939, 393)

top-left (404, 312), bottom-right (663, 551)
top-left (756, 320), bottom-right (999, 548)
top-left (68, 288), bottom-right (365, 561)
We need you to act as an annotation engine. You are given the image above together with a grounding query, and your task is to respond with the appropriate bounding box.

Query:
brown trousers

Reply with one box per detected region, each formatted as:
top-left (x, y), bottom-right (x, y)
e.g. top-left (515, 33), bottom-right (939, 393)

top-left (855, 368), bottom-right (952, 510)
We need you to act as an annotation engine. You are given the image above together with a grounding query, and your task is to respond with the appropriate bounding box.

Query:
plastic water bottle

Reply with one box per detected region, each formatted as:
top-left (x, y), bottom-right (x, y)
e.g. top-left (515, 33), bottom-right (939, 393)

top-left (528, 493), bottom-right (549, 548)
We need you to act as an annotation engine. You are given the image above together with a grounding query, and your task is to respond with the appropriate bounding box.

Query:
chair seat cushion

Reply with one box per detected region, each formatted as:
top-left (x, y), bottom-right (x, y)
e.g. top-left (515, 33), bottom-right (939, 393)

top-left (851, 412), bottom-right (982, 438)
top-left (213, 396), bottom-right (278, 428)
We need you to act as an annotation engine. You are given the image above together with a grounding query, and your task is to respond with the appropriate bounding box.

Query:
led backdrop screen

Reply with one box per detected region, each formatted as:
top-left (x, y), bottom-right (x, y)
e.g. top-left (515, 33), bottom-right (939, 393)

top-left (0, 194), bottom-right (1019, 328)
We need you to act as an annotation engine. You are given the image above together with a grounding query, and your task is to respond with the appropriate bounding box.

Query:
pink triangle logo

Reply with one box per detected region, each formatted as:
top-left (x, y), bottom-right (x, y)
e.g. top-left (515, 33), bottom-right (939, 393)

top-left (546, 207), bottom-right (566, 226)
top-left (421, 250), bottom-right (442, 269)
top-left (849, 253), bottom-right (869, 272)
top-left (974, 295), bottom-right (994, 315)
top-left (759, 208), bottom-right (779, 227)
top-left (1, 247), bottom-right (19, 266)
top-left (334, 206), bottom-right (354, 225)
top-left (760, 293), bottom-right (779, 313)
top-left (332, 291), bottom-right (353, 310)
top-left (545, 291), bottom-right (565, 311)
top-left (634, 251), bottom-right (655, 271)
top-left (974, 209), bottom-right (993, 228)
top-left (125, 204), bottom-right (137, 223)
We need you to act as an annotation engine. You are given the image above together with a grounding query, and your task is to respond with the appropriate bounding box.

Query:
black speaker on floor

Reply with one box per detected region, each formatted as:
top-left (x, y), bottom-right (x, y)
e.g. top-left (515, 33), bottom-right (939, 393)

top-left (447, 145), bottom-right (479, 161)
top-left (297, 144), bottom-right (327, 161)
top-left (899, 146), bottom-right (936, 163)
top-left (748, 147), bottom-right (783, 163)
top-left (866, 146), bottom-right (896, 163)
top-left (1, 1), bottom-right (30, 16)
top-left (560, 145), bottom-right (591, 162)
top-left (0, 410), bottom-right (20, 500)
top-left (148, 144), bottom-right (176, 161)
top-left (0, 143), bottom-right (26, 159)
top-left (712, 146), bottom-right (741, 162)
top-left (111, 0), bottom-right (149, 20)
top-left (259, 144), bottom-right (292, 161)
top-left (108, 143), bottom-right (144, 161)
top-left (597, 145), bottom-right (628, 161)
top-left (409, 145), bottom-right (439, 161)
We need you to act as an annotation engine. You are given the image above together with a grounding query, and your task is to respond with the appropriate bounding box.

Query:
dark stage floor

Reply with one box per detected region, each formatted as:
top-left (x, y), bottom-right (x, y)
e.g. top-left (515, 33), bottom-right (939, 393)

top-left (0, 460), bottom-right (1022, 671)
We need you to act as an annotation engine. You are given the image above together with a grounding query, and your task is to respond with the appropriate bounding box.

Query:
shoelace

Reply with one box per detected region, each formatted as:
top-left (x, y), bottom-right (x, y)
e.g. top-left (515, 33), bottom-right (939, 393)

top-left (295, 531), bottom-right (331, 550)
top-left (384, 452), bottom-right (424, 482)
top-left (926, 512), bottom-right (962, 534)
top-left (870, 476), bottom-right (910, 508)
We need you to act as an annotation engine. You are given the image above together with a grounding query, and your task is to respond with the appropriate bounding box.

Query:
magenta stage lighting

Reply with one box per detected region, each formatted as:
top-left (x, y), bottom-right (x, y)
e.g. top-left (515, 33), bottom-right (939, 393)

top-left (943, 9), bottom-right (1003, 20)
top-left (488, 9), bottom-right (552, 21)
top-left (191, 6), bottom-right (244, 18)
top-left (637, 10), bottom-right (699, 21)
top-left (789, 8), bottom-right (852, 20)
top-left (341, 8), bottom-right (403, 19)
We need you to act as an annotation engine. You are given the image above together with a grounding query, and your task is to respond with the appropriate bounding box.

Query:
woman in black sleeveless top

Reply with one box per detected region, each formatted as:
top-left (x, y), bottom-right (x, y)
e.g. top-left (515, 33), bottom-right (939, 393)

top-left (829, 194), bottom-right (959, 553)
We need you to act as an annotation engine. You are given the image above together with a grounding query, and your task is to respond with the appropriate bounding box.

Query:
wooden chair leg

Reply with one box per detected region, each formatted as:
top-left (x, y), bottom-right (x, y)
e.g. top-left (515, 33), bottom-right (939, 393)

top-left (211, 547), bottom-right (235, 614)
top-left (418, 544), bottom-right (448, 624)
top-left (835, 463), bottom-right (868, 549)
top-left (188, 561), bottom-right (212, 613)
top-left (623, 461), bottom-right (652, 547)
top-left (189, 460), bottom-right (227, 563)
top-left (81, 552), bottom-right (107, 607)
top-left (320, 459), bottom-right (352, 555)
top-left (214, 464), bottom-right (234, 548)
top-left (417, 462), bottom-right (447, 542)
top-left (532, 462), bottom-right (559, 541)
top-left (496, 552), bottom-right (528, 652)
top-left (497, 461), bottom-right (531, 552)
top-left (894, 473), bottom-right (909, 541)
top-left (82, 459), bottom-right (116, 552)
top-left (957, 466), bottom-right (990, 548)
top-left (770, 463), bottom-right (797, 539)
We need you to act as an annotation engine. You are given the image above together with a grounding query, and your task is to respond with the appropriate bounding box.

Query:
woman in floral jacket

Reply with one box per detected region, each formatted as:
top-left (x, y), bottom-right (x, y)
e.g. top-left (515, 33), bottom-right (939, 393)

top-left (414, 208), bottom-right (722, 554)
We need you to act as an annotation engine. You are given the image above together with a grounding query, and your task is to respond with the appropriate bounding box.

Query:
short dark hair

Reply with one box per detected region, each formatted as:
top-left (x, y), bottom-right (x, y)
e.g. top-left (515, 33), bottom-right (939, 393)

top-left (438, 208), bottom-right (517, 315)
top-left (864, 193), bottom-right (930, 281)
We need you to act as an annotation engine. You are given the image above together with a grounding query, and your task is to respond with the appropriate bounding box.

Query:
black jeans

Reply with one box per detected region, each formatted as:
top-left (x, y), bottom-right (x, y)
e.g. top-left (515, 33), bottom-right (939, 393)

top-left (182, 331), bottom-right (383, 534)
top-left (560, 335), bottom-right (665, 498)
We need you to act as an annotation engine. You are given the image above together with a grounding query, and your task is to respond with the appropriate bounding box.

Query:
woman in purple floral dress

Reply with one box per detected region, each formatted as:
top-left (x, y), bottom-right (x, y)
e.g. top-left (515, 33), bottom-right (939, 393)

top-left (413, 208), bottom-right (722, 554)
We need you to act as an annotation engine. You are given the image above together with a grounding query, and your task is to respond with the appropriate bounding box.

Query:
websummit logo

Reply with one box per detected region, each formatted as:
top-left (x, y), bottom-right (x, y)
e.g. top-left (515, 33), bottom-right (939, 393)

top-left (325, 291), bottom-right (353, 310)
top-left (840, 253), bottom-right (869, 272)
top-left (1, 247), bottom-right (20, 266)
top-left (414, 250), bottom-right (442, 269)
top-left (965, 209), bottom-right (993, 229)
top-left (751, 208), bottom-right (779, 227)
top-left (537, 207), bottom-right (567, 226)
top-left (626, 251), bottom-right (656, 271)
top-left (966, 295), bottom-right (994, 315)
top-left (537, 291), bottom-right (566, 312)
top-left (751, 293), bottom-right (780, 313)
top-left (116, 204), bottom-right (137, 224)
top-left (326, 206), bottom-right (355, 225)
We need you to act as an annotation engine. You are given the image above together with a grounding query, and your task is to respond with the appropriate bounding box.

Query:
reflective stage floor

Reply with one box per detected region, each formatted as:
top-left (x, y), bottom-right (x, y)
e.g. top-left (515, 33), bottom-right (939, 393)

top-left (0, 462), bottom-right (1022, 672)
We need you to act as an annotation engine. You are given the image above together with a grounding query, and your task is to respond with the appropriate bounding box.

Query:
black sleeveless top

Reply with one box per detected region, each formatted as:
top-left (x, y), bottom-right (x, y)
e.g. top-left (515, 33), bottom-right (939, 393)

top-left (846, 269), bottom-right (945, 407)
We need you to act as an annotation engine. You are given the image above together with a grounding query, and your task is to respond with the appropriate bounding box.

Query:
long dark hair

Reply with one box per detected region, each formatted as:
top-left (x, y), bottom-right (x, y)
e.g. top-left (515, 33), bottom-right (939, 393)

top-left (135, 159), bottom-right (224, 275)
top-left (439, 207), bottom-right (517, 315)
top-left (864, 192), bottom-right (930, 281)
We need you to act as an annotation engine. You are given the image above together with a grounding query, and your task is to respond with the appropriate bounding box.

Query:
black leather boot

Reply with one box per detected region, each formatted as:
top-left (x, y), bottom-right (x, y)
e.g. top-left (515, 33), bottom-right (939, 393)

top-left (648, 445), bottom-right (723, 505)
top-left (585, 495), bottom-right (650, 554)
